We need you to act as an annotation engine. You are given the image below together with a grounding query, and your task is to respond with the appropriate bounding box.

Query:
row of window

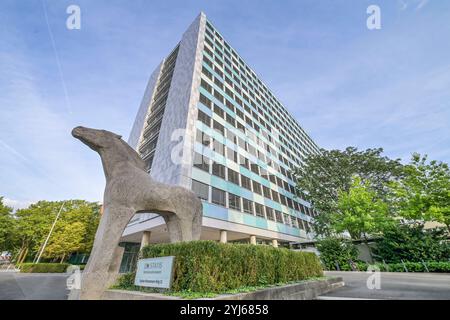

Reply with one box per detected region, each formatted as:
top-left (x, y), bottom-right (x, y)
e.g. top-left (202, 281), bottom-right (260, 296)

top-left (192, 179), bottom-right (312, 232)
top-left (201, 58), bottom-right (304, 169)
top-left (139, 45), bottom-right (180, 171)
top-left (199, 83), bottom-right (300, 173)
top-left (203, 22), bottom-right (320, 161)
top-left (205, 22), bottom-right (319, 155)
top-left (197, 102), bottom-right (299, 182)
top-left (193, 150), bottom-right (315, 217)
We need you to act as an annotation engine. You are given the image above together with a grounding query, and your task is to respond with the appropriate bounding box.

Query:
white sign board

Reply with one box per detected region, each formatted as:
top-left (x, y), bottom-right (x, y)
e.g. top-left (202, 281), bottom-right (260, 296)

top-left (134, 256), bottom-right (175, 289)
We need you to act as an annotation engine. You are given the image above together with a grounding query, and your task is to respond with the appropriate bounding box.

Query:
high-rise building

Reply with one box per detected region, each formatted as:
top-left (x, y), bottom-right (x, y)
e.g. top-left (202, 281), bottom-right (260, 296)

top-left (120, 12), bottom-right (320, 267)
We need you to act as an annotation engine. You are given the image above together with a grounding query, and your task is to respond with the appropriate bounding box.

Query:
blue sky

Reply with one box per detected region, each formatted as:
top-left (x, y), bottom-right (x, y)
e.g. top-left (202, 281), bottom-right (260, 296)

top-left (1, 0), bottom-right (449, 208)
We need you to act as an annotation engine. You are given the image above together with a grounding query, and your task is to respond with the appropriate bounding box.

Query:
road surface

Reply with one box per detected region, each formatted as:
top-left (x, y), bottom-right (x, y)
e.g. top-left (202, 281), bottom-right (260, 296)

top-left (0, 272), bottom-right (69, 300)
top-left (0, 271), bottom-right (449, 300)
top-left (321, 271), bottom-right (450, 300)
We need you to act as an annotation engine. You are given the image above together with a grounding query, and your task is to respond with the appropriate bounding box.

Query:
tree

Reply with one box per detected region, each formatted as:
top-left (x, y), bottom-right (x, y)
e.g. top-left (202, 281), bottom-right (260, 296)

top-left (388, 153), bottom-right (450, 231)
top-left (0, 197), bottom-right (15, 252)
top-left (334, 176), bottom-right (394, 241)
top-left (41, 200), bottom-right (100, 262)
top-left (12, 200), bottom-right (101, 263)
top-left (294, 147), bottom-right (403, 236)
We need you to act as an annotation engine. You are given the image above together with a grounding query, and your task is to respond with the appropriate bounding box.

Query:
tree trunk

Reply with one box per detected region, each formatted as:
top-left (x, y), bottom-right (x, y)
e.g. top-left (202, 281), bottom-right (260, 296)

top-left (18, 247), bottom-right (28, 265)
top-left (60, 253), bottom-right (65, 263)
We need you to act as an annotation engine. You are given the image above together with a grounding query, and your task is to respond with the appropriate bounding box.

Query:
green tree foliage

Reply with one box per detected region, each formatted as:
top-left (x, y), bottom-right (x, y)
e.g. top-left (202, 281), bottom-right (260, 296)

top-left (0, 197), bottom-right (15, 252)
top-left (374, 224), bottom-right (450, 263)
top-left (334, 176), bottom-right (394, 241)
top-left (316, 238), bottom-right (359, 271)
top-left (388, 153), bottom-right (450, 230)
top-left (9, 200), bottom-right (100, 263)
top-left (294, 147), bottom-right (403, 236)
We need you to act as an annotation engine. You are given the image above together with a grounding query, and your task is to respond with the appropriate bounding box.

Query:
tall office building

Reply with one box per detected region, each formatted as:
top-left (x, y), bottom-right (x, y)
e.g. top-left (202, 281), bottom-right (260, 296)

top-left (120, 12), bottom-right (320, 265)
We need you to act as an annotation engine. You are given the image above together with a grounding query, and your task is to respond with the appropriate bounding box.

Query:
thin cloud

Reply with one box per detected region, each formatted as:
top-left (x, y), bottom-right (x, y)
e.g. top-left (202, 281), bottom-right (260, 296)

top-left (416, 0), bottom-right (430, 10)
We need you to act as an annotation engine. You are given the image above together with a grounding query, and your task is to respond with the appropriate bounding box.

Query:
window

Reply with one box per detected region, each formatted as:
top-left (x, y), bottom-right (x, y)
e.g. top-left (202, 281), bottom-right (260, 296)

top-left (239, 155), bottom-right (249, 169)
top-left (226, 129), bottom-right (237, 144)
top-left (214, 77), bottom-right (223, 90)
top-left (254, 203), bottom-right (265, 218)
top-left (238, 137), bottom-right (247, 150)
top-left (214, 90), bottom-right (224, 103)
top-left (237, 121), bottom-right (245, 133)
top-left (287, 198), bottom-right (294, 209)
top-left (197, 110), bottom-right (211, 127)
top-left (213, 120), bottom-right (225, 136)
top-left (202, 66), bottom-right (213, 80)
top-left (280, 194), bottom-right (287, 206)
top-left (226, 147), bottom-right (237, 163)
top-left (213, 104), bottom-right (224, 118)
top-left (297, 218), bottom-right (305, 230)
top-left (304, 221), bottom-right (311, 233)
top-left (275, 210), bottom-right (283, 223)
top-left (213, 140), bottom-right (225, 156)
top-left (211, 187), bottom-right (226, 207)
top-left (263, 186), bottom-right (272, 199)
top-left (201, 79), bottom-right (213, 94)
top-left (228, 168), bottom-right (240, 185)
top-left (272, 191), bottom-right (280, 203)
top-left (250, 163), bottom-right (259, 175)
top-left (236, 108), bottom-right (244, 119)
top-left (196, 130), bottom-right (211, 147)
top-left (248, 145), bottom-right (257, 157)
top-left (228, 193), bottom-right (241, 211)
top-left (266, 207), bottom-right (275, 221)
top-left (283, 214), bottom-right (291, 226)
top-left (252, 181), bottom-right (262, 195)
top-left (193, 152), bottom-right (210, 172)
top-left (212, 162), bottom-right (226, 179)
top-left (199, 93), bottom-right (212, 109)
top-left (243, 198), bottom-right (253, 214)
top-left (241, 175), bottom-right (252, 190)
top-left (226, 113), bottom-right (236, 127)
top-left (191, 180), bottom-right (209, 201)
top-left (269, 174), bottom-right (276, 184)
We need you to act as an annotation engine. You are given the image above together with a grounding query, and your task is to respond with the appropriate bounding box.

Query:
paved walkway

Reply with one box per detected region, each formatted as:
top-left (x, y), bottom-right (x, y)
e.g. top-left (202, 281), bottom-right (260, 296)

top-left (321, 271), bottom-right (450, 300)
top-left (0, 272), bottom-right (69, 300)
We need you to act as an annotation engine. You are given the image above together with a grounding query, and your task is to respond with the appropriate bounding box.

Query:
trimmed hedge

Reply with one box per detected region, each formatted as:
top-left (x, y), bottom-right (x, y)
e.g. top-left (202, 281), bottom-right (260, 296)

top-left (140, 241), bottom-right (323, 293)
top-left (20, 263), bottom-right (70, 273)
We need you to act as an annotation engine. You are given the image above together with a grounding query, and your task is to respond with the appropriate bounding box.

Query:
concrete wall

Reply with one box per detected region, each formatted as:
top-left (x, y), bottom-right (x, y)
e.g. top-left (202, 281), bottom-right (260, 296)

top-left (150, 12), bottom-right (206, 188)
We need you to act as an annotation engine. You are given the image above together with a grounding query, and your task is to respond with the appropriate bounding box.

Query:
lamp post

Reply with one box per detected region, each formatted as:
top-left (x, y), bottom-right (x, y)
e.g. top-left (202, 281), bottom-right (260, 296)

top-left (34, 201), bottom-right (68, 264)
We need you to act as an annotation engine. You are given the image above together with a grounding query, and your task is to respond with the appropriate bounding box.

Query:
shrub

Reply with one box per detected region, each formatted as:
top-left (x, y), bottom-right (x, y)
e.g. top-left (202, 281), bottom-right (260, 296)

top-left (374, 225), bottom-right (450, 263)
top-left (139, 241), bottom-right (323, 293)
top-left (316, 238), bottom-right (360, 270)
top-left (20, 263), bottom-right (70, 273)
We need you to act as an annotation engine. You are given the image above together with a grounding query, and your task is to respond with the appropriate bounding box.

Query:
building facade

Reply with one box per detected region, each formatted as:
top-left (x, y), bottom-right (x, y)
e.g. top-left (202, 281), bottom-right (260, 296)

top-left (120, 12), bottom-right (320, 260)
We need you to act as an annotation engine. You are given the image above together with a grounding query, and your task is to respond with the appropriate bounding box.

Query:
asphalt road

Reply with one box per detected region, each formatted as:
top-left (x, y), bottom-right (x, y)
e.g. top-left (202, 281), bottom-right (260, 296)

top-left (0, 272), bottom-right (69, 300)
top-left (1, 271), bottom-right (449, 300)
top-left (321, 271), bottom-right (450, 300)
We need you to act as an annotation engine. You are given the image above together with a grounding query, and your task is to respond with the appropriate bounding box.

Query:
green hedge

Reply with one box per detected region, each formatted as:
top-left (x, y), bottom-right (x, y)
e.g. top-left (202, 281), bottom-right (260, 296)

top-left (357, 261), bottom-right (450, 273)
top-left (20, 263), bottom-right (70, 273)
top-left (139, 241), bottom-right (323, 293)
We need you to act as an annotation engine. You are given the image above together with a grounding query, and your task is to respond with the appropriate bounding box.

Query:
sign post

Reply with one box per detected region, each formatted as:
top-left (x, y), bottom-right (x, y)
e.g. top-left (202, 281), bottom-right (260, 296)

top-left (134, 256), bottom-right (175, 289)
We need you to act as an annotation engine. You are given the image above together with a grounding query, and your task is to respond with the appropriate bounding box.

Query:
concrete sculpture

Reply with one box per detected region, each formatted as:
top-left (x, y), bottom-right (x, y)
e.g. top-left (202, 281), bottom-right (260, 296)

top-left (71, 126), bottom-right (202, 299)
